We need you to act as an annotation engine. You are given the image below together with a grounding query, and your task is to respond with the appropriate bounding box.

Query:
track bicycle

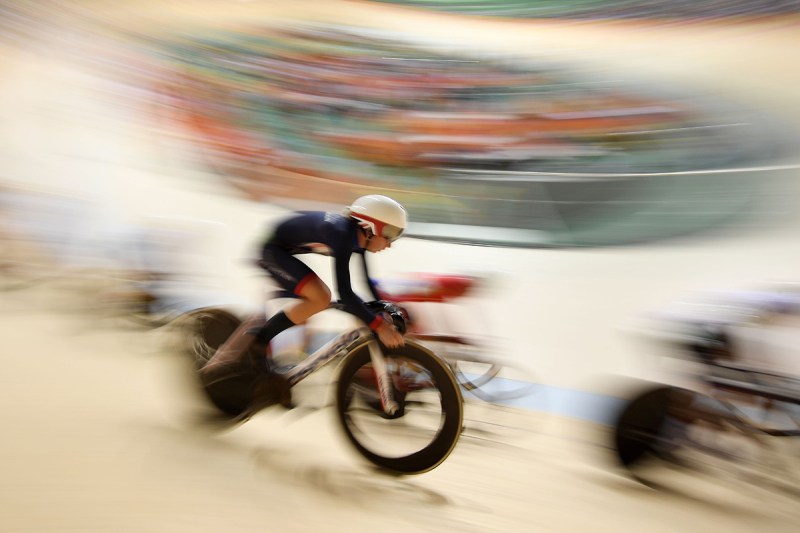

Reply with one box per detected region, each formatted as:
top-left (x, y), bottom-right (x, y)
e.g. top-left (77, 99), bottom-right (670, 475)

top-left (374, 272), bottom-right (538, 404)
top-left (192, 299), bottom-right (464, 475)
top-left (186, 272), bottom-right (537, 406)
top-left (612, 322), bottom-right (800, 496)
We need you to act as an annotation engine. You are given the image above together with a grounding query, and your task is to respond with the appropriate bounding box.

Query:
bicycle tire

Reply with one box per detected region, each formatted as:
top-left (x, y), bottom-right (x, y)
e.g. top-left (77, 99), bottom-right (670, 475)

top-left (612, 385), bottom-right (788, 496)
top-left (200, 365), bottom-right (261, 418)
top-left (183, 307), bottom-right (242, 368)
top-left (612, 385), bottom-right (680, 468)
top-left (452, 360), bottom-right (503, 391)
top-left (335, 340), bottom-right (463, 475)
top-left (121, 300), bottom-right (176, 329)
top-left (421, 340), bottom-right (537, 403)
top-left (409, 338), bottom-right (502, 391)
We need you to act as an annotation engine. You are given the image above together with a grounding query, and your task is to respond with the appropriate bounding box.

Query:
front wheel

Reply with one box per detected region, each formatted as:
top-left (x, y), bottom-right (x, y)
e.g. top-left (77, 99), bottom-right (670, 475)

top-left (336, 341), bottom-right (463, 475)
top-left (613, 385), bottom-right (678, 469)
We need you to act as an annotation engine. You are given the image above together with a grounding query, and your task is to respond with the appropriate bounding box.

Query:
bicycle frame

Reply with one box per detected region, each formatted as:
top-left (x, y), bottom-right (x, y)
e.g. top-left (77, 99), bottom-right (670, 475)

top-left (614, 317), bottom-right (800, 495)
top-left (212, 311), bottom-right (400, 415)
top-left (285, 327), bottom-right (401, 415)
top-left (695, 361), bottom-right (800, 436)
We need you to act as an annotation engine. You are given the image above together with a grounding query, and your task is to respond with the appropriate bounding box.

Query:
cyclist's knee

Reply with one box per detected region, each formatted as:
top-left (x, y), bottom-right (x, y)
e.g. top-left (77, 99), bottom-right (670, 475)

top-left (307, 295), bottom-right (331, 315)
top-left (298, 278), bottom-right (331, 314)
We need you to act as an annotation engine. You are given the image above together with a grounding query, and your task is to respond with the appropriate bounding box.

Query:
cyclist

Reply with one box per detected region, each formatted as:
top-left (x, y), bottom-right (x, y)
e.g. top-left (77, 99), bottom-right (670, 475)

top-left (199, 194), bottom-right (407, 409)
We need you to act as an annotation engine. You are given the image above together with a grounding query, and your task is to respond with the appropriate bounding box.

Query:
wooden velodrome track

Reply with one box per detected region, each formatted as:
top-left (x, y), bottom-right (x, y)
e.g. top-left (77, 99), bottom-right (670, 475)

top-left (1, 1), bottom-right (799, 531)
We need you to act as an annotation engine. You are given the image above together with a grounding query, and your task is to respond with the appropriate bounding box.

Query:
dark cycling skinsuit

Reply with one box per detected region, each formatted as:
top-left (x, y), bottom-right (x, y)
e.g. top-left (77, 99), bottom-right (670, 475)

top-left (260, 210), bottom-right (384, 331)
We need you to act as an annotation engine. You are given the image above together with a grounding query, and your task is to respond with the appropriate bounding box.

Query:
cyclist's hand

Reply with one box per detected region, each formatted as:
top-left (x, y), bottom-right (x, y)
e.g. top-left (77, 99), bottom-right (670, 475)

top-left (376, 316), bottom-right (404, 348)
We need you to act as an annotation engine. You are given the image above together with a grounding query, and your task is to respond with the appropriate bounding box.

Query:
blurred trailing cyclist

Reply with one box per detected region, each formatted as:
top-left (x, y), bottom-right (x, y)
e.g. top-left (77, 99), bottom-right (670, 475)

top-left (199, 194), bottom-right (408, 407)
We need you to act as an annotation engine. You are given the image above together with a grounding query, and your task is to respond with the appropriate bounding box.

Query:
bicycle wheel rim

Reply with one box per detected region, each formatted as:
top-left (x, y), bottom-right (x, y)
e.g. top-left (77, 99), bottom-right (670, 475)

top-left (453, 360), bottom-right (502, 391)
top-left (336, 342), bottom-right (463, 475)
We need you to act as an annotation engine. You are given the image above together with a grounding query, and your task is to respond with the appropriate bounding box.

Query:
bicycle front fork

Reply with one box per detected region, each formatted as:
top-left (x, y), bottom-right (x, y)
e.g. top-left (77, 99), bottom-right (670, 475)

top-left (368, 341), bottom-right (399, 416)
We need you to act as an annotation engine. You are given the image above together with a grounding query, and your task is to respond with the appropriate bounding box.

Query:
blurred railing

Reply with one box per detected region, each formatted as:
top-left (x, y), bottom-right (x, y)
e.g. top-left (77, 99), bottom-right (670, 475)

top-left (425, 164), bottom-right (800, 246)
top-left (261, 162), bottom-right (798, 248)
top-left (370, 0), bottom-right (800, 19)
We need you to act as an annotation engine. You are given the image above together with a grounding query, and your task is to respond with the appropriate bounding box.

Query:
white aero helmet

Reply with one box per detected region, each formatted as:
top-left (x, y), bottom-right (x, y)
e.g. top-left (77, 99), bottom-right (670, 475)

top-left (348, 194), bottom-right (407, 242)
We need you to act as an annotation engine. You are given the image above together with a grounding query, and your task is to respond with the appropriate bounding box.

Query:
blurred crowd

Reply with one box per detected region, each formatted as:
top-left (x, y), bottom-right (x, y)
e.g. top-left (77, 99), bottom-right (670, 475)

top-left (154, 23), bottom-right (766, 241)
top-left (1, 2), bottom-right (784, 247)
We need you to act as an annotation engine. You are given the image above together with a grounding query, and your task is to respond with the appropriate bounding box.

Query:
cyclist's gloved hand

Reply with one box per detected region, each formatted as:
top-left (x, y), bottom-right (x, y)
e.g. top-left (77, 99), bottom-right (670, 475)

top-left (375, 312), bottom-right (404, 348)
top-left (365, 301), bottom-right (408, 334)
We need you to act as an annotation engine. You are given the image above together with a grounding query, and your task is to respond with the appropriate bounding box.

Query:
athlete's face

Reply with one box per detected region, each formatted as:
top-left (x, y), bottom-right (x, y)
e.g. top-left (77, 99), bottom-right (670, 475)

top-left (365, 233), bottom-right (391, 253)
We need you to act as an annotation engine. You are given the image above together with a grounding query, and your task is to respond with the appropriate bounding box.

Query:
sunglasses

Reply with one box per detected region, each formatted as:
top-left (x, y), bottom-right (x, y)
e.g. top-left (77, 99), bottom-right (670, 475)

top-left (356, 213), bottom-right (405, 242)
top-left (380, 223), bottom-right (404, 242)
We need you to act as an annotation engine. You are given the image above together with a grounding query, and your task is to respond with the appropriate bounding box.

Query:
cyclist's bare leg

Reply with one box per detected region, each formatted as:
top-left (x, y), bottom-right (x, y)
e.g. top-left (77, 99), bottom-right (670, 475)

top-left (199, 277), bottom-right (330, 375)
top-left (198, 276), bottom-right (327, 411)
top-left (283, 276), bottom-right (331, 324)
top-left (249, 276), bottom-right (330, 344)
top-left (247, 277), bottom-right (330, 370)
top-left (284, 281), bottom-right (329, 355)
